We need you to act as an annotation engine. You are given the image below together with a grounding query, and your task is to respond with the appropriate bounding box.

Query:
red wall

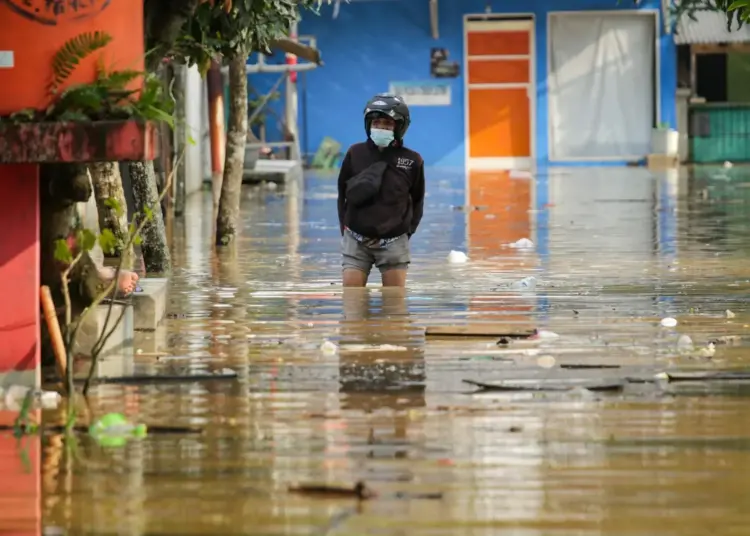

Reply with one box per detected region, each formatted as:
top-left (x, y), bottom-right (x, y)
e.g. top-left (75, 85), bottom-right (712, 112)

top-left (0, 164), bottom-right (40, 376)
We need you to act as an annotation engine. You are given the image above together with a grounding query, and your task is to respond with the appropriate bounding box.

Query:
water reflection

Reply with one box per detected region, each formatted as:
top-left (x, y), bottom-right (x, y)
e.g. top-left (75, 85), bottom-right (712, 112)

top-left (37, 166), bottom-right (750, 535)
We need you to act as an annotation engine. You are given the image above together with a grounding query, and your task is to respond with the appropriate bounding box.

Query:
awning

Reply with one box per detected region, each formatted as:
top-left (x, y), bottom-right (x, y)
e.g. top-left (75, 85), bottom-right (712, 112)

top-left (674, 11), bottom-right (750, 44)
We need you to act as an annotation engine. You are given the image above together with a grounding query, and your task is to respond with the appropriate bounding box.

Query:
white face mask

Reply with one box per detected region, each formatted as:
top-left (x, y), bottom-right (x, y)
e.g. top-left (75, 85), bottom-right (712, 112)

top-left (370, 128), bottom-right (395, 147)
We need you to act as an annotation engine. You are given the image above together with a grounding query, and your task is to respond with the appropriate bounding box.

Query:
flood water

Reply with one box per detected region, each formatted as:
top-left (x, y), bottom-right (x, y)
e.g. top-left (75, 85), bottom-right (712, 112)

top-left (41, 166), bottom-right (750, 535)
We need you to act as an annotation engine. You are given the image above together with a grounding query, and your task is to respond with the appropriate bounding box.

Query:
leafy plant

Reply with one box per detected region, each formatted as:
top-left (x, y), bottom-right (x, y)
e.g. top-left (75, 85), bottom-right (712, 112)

top-left (2, 31), bottom-right (174, 127)
top-left (55, 151), bottom-right (185, 397)
top-left (668, 0), bottom-right (750, 31)
top-left (174, 0), bottom-right (327, 73)
top-left (50, 30), bottom-right (113, 93)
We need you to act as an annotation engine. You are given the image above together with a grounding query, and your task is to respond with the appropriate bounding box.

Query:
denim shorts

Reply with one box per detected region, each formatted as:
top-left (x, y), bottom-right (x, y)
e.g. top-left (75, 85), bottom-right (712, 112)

top-left (341, 231), bottom-right (410, 274)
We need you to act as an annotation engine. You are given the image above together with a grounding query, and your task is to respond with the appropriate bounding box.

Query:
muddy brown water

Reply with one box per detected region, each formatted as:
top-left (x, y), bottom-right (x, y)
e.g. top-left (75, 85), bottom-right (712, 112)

top-left (40, 167), bottom-right (750, 534)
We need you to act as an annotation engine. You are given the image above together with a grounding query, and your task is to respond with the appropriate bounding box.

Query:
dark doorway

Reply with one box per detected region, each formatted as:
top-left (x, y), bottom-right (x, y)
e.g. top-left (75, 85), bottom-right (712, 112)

top-left (696, 53), bottom-right (727, 102)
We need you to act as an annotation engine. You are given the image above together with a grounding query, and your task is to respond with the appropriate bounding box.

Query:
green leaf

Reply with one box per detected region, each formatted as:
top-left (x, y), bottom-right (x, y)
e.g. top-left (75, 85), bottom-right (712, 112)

top-left (104, 197), bottom-right (124, 217)
top-left (187, 134), bottom-right (197, 146)
top-left (98, 229), bottom-right (118, 255)
top-left (133, 234), bottom-right (143, 246)
top-left (50, 31), bottom-right (113, 93)
top-left (143, 206), bottom-right (154, 221)
top-left (77, 228), bottom-right (97, 252)
top-left (54, 239), bottom-right (73, 264)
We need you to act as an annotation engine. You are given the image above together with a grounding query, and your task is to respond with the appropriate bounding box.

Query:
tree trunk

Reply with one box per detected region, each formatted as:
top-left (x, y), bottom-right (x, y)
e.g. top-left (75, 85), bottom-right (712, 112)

top-left (171, 63), bottom-right (188, 217)
top-left (39, 164), bottom-right (116, 367)
top-left (88, 162), bottom-right (133, 268)
top-left (128, 161), bottom-right (172, 274)
top-left (215, 52), bottom-right (249, 246)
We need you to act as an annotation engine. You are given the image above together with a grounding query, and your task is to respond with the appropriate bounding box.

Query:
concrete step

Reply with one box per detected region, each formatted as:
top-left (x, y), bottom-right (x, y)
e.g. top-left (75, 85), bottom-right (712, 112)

top-left (132, 278), bottom-right (168, 331)
top-left (74, 302), bottom-right (134, 361)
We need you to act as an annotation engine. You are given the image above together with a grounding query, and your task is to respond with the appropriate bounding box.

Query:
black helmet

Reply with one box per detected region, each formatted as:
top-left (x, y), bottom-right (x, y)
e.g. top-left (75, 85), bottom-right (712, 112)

top-left (363, 93), bottom-right (411, 140)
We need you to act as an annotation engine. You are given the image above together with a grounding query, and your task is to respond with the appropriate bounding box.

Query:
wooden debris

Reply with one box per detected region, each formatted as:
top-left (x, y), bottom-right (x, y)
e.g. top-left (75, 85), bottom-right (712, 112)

top-left (560, 364), bottom-right (621, 370)
top-left (425, 324), bottom-right (536, 338)
top-left (463, 379), bottom-right (625, 393)
top-left (81, 370), bottom-right (238, 385)
top-left (661, 371), bottom-right (750, 382)
top-left (289, 481), bottom-right (376, 500)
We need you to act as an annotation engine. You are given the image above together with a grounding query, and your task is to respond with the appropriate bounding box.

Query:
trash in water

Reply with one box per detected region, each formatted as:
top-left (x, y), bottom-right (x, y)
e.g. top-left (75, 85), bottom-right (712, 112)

top-left (320, 340), bottom-right (339, 355)
top-left (696, 342), bottom-right (716, 359)
top-left (560, 364), bottom-right (621, 370)
top-left (463, 379), bottom-right (625, 393)
top-left (458, 355), bottom-right (514, 362)
top-left (0, 385), bottom-right (61, 410)
top-left (288, 481), bottom-right (376, 500)
top-left (654, 370), bottom-right (750, 383)
top-left (447, 250), bottom-right (468, 264)
top-left (532, 330), bottom-right (559, 340)
top-left (89, 413), bottom-right (148, 448)
top-left (677, 334), bottom-right (694, 353)
top-left (510, 276), bottom-right (537, 290)
top-left (536, 355), bottom-right (557, 368)
top-left (508, 238), bottom-right (535, 251)
top-left (339, 344), bottom-right (408, 352)
top-left (660, 317), bottom-right (678, 328)
top-left (726, 310), bottom-right (736, 319)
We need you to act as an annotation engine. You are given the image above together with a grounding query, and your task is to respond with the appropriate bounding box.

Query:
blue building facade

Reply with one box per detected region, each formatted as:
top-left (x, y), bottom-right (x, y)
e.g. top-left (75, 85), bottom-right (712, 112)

top-left (294, 0), bottom-right (677, 169)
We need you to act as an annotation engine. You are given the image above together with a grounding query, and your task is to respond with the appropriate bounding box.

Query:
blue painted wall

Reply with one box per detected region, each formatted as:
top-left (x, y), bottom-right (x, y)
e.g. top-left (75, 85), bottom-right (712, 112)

top-left (295, 0), bottom-right (677, 169)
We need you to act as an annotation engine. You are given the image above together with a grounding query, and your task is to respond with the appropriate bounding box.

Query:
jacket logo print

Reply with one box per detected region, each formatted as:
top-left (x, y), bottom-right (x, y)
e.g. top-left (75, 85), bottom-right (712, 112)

top-left (396, 157), bottom-right (414, 171)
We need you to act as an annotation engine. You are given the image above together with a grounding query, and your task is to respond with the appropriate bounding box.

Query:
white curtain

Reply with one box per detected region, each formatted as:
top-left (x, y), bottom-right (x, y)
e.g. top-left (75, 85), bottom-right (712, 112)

top-left (548, 14), bottom-right (655, 159)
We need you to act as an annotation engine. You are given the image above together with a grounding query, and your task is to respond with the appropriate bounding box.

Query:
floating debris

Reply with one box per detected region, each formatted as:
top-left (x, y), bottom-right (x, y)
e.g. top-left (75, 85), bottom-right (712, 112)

top-left (726, 310), bottom-right (736, 319)
top-left (85, 369), bottom-right (238, 385)
top-left (0, 385), bottom-right (61, 410)
top-left (677, 334), bottom-right (694, 353)
top-left (463, 379), bottom-right (625, 393)
top-left (89, 413), bottom-right (147, 448)
top-left (447, 250), bottom-right (468, 264)
top-left (320, 340), bottom-right (339, 355)
top-left (508, 238), bottom-right (535, 251)
top-left (560, 364), bottom-right (621, 370)
top-left (661, 317), bottom-right (678, 328)
top-left (655, 370), bottom-right (750, 382)
top-left (339, 344), bottom-right (408, 352)
top-left (288, 481), bottom-right (376, 500)
top-left (536, 355), bottom-right (557, 369)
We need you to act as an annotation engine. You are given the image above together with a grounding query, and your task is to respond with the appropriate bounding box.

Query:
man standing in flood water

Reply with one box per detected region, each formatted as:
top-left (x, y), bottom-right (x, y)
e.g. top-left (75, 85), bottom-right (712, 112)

top-left (337, 94), bottom-right (426, 288)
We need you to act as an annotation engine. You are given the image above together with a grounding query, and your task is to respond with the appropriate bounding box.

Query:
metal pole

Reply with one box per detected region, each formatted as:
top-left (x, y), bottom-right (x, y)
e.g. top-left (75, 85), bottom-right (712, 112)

top-left (286, 21), bottom-right (300, 161)
top-left (207, 60), bottom-right (226, 207)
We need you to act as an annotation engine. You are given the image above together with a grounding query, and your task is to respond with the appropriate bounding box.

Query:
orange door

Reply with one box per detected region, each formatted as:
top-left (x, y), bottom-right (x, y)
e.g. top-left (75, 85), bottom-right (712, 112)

top-left (466, 19), bottom-right (533, 170)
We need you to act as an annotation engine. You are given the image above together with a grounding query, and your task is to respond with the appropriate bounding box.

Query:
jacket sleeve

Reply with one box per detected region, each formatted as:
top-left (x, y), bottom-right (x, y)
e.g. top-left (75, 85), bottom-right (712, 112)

top-left (337, 149), bottom-right (353, 235)
top-left (409, 160), bottom-right (426, 236)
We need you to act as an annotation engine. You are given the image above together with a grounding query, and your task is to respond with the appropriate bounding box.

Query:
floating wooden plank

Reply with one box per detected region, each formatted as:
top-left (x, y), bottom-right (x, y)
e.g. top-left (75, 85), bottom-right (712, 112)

top-left (82, 369), bottom-right (238, 385)
top-left (560, 364), bottom-right (621, 370)
top-left (425, 324), bottom-right (536, 338)
top-left (463, 379), bottom-right (625, 393)
top-left (662, 371), bottom-right (750, 382)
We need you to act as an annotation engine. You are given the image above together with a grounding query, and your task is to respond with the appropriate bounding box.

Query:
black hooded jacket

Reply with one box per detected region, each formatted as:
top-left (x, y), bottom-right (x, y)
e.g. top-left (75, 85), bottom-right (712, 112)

top-left (337, 139), bottom-right (425, 239)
